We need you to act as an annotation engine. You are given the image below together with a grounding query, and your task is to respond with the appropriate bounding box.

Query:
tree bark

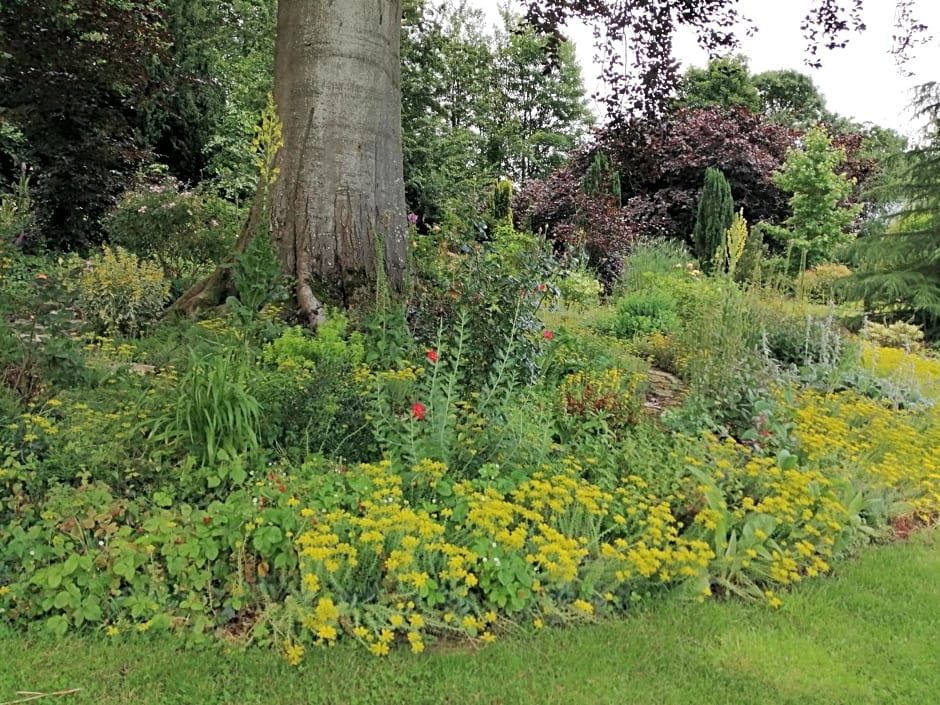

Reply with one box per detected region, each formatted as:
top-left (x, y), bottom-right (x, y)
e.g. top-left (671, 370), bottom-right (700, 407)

top-left (270, 0), bottom-right (409, 325)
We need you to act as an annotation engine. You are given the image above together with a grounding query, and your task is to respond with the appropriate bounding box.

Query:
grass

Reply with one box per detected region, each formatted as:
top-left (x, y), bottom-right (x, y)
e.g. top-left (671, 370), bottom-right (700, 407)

top-left (1, 530), bottom-right (937, 705)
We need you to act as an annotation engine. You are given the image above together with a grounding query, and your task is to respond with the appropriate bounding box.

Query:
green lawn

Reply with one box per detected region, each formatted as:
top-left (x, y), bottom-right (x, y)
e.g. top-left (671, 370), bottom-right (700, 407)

top-left (1, 530), bottom-right (937, 705)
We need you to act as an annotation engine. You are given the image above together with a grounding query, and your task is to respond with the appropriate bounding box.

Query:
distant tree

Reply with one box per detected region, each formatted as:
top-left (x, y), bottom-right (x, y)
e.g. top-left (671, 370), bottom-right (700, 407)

top-left (515, 107), bottom-right (797, 280)
top-left (523, 0), bottom-right (929, 119)
top-left (752, 69), bottom-right (829, 128)
top-left (765, 127), bottom-right (862, 269)
top-left (199, 0), bottom-right (277, 201)
top-left (400, 1), bottom-right (498, 226)
top-left (487, 15), bottom-right (593, 185)
top-left (846, 83), bottom-right (940, 333)
top-left (692, 167), bottom-right (735, 272)
top-left (675, 55), bottom-right (760, 112)
top-left (138, 1), bottom-right (230, 185)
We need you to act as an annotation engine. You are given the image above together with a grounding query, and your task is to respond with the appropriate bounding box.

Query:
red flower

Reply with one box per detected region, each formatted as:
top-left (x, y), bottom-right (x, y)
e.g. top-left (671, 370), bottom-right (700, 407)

top-left (543, 330), bottom-right (553, 341)
top-left (203, 516), bottom-right (211, 525)
top-left (411, 402), bottom-right (427, 420)
top-left (538, 283), bottom-right (547, 292)
top-left (427, 349), bottom-right (439, 364)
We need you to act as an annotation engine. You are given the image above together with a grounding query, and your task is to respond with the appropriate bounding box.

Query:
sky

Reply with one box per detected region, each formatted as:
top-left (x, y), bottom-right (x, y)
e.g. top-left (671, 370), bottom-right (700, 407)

top-left (471, 0), bottom-right (940, 138)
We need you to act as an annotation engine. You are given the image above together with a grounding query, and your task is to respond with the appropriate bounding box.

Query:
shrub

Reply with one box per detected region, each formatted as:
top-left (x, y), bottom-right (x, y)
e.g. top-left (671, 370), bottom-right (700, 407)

top-left (557, 366), bottom-right (647, 440)
top-left (103, 173), bottom-right (238, 285)
top-left (755, 305), bottom-right (853, 373)
top-left (556, 266), bottom-right (603, 310)
top-left (611, 289), bottom-right (679, 339)
top-left (409, 227), bottom-right (559, 386)
top-left (862, 320), bottom-right (924, 350)
top-left (69, 245), bottom-right (170, 337)
top-left (798, 263), bottom-right (853, 303)
top-left (255, 317), bottom-right (374, 460)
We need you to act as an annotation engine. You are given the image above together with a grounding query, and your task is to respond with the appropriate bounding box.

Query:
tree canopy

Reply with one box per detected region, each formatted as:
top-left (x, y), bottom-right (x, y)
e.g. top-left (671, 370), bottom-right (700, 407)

top-left (523, 0), bottom-right (930, 118)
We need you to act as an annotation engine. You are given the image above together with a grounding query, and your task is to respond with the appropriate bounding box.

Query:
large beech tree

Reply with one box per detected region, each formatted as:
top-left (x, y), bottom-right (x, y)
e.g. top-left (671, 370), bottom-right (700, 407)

top-left (269, 0), bottom-right (408, 324)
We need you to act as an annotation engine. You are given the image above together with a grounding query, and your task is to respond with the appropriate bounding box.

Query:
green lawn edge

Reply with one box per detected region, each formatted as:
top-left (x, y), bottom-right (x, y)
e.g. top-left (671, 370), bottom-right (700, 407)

top-left (1, 530), bottom-right (937, 705)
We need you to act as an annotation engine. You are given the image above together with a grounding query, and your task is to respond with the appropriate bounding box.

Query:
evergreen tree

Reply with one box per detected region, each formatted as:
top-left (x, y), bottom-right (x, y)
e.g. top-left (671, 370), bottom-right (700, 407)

top-left (847, 83), bottom-right (940, 334)
top-left (692, 167), bottom-right (734, 272)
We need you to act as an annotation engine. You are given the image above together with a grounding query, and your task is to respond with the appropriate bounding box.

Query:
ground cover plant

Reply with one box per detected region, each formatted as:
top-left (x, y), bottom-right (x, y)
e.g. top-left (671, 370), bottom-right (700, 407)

top-left (2, 227), bottom-right (938, 666)
top-left (1, 530), bottom-right (937, 705)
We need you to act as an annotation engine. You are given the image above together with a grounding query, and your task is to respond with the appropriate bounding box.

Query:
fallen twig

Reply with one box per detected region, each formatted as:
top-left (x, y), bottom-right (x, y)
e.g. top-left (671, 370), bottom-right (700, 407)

top-left (1, 689), bottom-right (82, 705)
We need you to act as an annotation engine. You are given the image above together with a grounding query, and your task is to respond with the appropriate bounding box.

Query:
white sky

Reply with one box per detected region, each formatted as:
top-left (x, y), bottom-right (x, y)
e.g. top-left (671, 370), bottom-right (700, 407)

top-left (472, 0), bottom-right (940, 138)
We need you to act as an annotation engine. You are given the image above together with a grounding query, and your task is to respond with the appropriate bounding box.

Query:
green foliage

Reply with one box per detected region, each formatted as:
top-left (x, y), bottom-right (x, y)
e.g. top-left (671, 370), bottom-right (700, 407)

top-left (103, 172), bottom-right (238, 286)
top-left (612, 289), bottom-right (680, 339)
top-left (752, 69), bottom-right (829, 128)
top-left (692, 167), bottom-right (734, 273)
top-left (409, 226), bottom-right (559, 384)
top-left (798, 263), bottom-right (853, 303)
top-left (202, 1), bottom-right (277, 200)
top-left (68, 246), bottom-right (171, 337)
top-left (556, 366), bottom-right (648, 444)
top-left (151, 349), bottom-right (261, 471)
top-left (0, 162), bottom-right (32, 242)
top-left (232, 231), bottom-right (287, 313)
top-left (137, 1), bottom-right (228, 184)
top-left (486, 17), bottom-right (593, 185)
top-left (556, 266), bottom-right (603, 310)
top-left (675, 55), bottom-right (760, 112)
top-left (256, 317), bottom-right (373, 460)
top-left (765, 127), bottom-right (861, 268)
top-left (846, 84), bottom-right (940, 335)
top-left (400, 3), bottom-right (591, 222)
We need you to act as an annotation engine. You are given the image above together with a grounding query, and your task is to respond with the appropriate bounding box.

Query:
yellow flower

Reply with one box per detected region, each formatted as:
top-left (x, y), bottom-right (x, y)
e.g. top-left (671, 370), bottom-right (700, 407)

top-left (105, 626), bottom-right (119, 637)
top-left (283, 640), bottom-right (305, 666)
top-left (317, 625), bottom-right (338, 641)
top-left (369, 642), bottom-right (390, 657)
top-left (533, 618), bottom-right (544, 629)
top-left (315, 597), bottom-right (340, 623)
top-left (573, 599), bottom-right (594, 615)
top-left (287, 496), bottom-right (300, 507)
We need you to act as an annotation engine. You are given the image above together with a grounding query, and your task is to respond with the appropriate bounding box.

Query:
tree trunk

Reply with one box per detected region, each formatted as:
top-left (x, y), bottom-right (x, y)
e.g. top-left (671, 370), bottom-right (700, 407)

top-left (270, 0), bottom-right (409, 326)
